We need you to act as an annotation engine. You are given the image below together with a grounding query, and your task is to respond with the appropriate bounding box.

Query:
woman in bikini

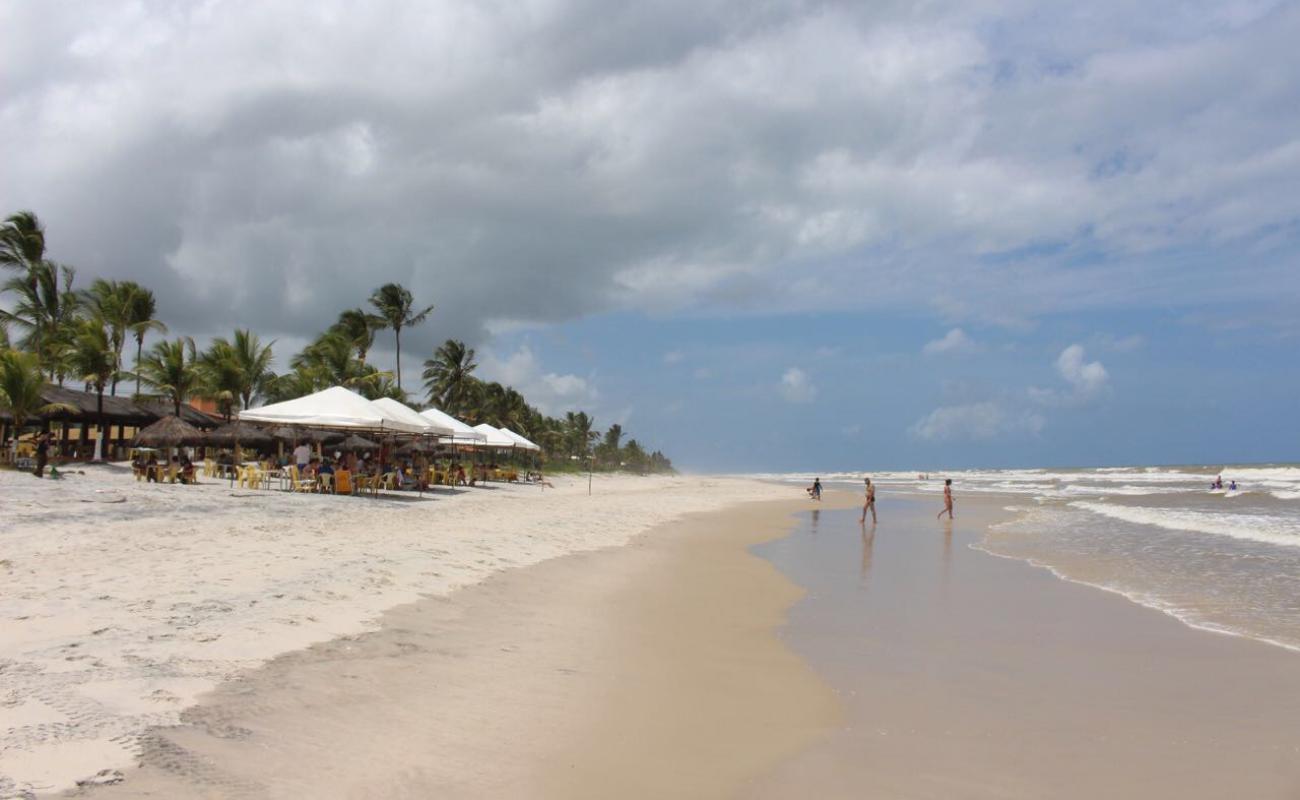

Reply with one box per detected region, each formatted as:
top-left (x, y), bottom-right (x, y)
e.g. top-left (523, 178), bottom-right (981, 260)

top-left (937, 478), bottom-right (954, 520)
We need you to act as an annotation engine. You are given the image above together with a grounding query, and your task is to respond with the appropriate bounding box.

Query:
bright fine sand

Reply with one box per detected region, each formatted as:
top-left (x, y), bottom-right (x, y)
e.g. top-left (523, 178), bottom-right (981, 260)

top-left (0, 466), bottom-right (781, 797)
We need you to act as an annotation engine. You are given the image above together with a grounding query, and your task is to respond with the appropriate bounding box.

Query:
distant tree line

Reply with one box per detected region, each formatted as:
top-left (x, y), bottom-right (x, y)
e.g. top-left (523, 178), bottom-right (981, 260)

top-left (0, 210), bottom-right (673, 473)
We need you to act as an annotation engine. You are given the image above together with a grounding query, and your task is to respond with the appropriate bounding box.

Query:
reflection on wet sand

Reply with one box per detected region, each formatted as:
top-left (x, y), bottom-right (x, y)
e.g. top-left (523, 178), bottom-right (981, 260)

top-left (859, 523), bottom-right (875, 585)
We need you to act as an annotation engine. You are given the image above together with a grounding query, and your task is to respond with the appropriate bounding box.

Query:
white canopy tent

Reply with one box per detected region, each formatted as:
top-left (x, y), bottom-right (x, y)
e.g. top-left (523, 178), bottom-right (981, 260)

top-left (371, 397), bottom-right (454, 436)
top-left (499, 427), bottom-right (541, 451)
top-left (472, 423), bottom-right (517, 448)
top-left (420, 407), bottom-right (487, 443)
top-left (238, 386), bottom-right (428, 434)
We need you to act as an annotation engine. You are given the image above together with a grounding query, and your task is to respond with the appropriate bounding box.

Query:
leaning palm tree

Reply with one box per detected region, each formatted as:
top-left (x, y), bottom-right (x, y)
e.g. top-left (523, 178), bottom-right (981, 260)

top-left (125, 285), bottom-right (166, 396)
top-left (422, 338), bottom-right (478, 414)
top-left (135, 337), bottom-right (197, 417)
top-left (368, 283), bottom-right (433, 392)
top-left (0, 349), bottom-right (72, 448)
top-left (66, 319), bottom-right (115, 458)
top-left (331, 308), bottom-right (384, 365)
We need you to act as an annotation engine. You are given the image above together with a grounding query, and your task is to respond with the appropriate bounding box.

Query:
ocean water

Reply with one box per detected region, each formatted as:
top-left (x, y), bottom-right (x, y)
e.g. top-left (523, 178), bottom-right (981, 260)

top-left (748, 464), bottom-right (1300, 653)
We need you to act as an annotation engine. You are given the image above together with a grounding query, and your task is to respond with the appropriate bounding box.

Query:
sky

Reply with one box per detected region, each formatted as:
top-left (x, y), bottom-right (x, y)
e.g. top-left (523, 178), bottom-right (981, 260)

top-left (2, 0), bottom-right (1298, 472)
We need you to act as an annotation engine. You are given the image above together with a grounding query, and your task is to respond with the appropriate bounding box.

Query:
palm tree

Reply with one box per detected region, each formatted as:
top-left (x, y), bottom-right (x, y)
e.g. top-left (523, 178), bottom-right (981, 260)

top-left (564, 411), bottom-right (596, 459)
top-left (289, 332), bottom-right (386, 395)
top-left (598, 423), bottom-right (624, 467)
top-left (0, 211), bottom-right (47, 295)
top-left (0, 349), bottom-right (70, 448)
top-left (368, 283), bottom-right (433, 392)
top-left (125, 286), bottom-right (166, 396)
top-left (1, 261), bottom-right (81, 380)
top-left (66, 319), bottom-right (115, 457)
top-left (135, 337), bottom-right (198, 417)
top-left (198, 329), bottom-right (275, 415)
top-left (84, 279), bottom-right (137, 395)
top-left (422, 339), bottom-right (478, 413)
top-left (331, 308), bottom-right (384, 365)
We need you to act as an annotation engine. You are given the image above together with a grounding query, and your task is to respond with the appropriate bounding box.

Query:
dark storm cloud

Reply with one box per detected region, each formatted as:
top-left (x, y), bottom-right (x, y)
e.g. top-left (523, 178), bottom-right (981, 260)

top-left (3, 0), bottom-right (1299, 380)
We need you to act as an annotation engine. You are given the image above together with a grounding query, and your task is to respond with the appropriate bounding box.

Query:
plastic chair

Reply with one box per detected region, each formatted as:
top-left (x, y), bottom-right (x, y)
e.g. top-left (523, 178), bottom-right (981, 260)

top-left (288, 466), bottom-right (316, 493)
top-left (334, 470), bottom-right (353, 495)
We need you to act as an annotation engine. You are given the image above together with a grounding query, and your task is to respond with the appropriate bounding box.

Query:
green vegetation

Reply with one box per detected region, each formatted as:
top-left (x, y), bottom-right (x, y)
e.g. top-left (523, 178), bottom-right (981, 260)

top-left (0, 209), bottom-right (674, 473)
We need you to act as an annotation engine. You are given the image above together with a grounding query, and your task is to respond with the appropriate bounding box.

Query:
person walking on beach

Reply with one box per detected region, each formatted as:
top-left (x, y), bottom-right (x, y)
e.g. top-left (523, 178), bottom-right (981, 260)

top-left (937, 478), bottom-right (954, 520)
top-left (807, 477), bottom-right (822, 501)
top-left (860, 477), bottom-right (876, 524)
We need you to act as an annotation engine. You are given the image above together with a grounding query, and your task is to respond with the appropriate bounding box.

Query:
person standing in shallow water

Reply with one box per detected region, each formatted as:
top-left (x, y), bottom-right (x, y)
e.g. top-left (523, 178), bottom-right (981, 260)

top-left (860, 477), bottom-right (876, 524)
top-left (937, 478), bottom-right (954, 520)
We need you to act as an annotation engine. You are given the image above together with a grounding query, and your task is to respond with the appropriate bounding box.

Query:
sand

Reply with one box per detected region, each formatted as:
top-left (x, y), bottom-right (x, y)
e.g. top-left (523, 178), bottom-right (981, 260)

top-left (0, 465), bottom-right (778, 798)
top-left (74, 497), bottom-right (838, 799)
top-left (10, 471), bottom-right (1300, 798)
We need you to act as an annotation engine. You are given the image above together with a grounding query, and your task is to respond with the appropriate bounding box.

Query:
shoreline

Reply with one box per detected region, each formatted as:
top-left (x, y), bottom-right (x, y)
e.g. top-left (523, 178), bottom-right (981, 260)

top-left (748, 493), bottom-right (1300, 798)
top-left (72, 496), bottom-right (845, 799)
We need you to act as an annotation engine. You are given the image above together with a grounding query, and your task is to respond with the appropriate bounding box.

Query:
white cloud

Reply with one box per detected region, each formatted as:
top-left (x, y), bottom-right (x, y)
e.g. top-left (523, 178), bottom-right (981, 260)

top-left (779, 367), bottom-right (817, 403)
top-left (662, 350), bottom-right (684, 365)
top-left (1028, 343), bottom-right (1111, 406)
top-left (1, 0), bottom-right (1297, 352)
top-left (909, 402), bottom-right (1045, 442)
top-left (922, 328), bottom-right (978, 356)
top-left (477, 344), bottom-right (598, 416)
top-left (1056, 344), bottom-right (1109, 396)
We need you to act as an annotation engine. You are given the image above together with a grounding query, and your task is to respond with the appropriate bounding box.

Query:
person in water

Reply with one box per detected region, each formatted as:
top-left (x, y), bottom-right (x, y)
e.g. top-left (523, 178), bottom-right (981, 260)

top-left (937, 478), bottom-right (954, 520)
top-left (1229, 480), bottom-right (1238, 491)
top-left (860, 477), bottom-right (877, 524)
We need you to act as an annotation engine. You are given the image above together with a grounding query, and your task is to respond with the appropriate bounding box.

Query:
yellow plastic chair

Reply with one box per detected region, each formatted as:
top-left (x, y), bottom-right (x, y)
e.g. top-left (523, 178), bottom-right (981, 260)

top-left (288, 466), bottom-right (316, 493)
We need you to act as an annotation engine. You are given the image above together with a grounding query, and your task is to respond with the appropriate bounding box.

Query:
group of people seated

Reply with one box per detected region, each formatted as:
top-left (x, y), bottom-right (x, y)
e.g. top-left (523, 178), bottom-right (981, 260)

top-left (131, 452), bottom-right (197, 485)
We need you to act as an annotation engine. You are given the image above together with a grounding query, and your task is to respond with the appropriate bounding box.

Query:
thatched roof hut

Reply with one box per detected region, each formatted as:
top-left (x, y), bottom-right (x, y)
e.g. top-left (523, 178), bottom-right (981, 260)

top-left (133, 415), bottom-right (208, 448)
top-left (207, 421), bottom-right (274, 447)
top-left (39, 385), bottom-right (154, 425)
top-left (135, 399), bottom-right (222, 430)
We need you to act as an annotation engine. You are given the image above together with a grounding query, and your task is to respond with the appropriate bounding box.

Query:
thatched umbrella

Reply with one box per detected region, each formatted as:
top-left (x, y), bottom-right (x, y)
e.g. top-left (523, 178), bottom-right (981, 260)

top-left (396, 439), bottom-right (435, 455)
top-left (339, 434), bottom-right (379, 451)
top-left (207, 421), bottom-right (274, 448)
top-left (133, 415), bottom-right (207, 448)
top-left (269, 425), bottom-right (344, 460)
top-left (270, 426), bottom-right (341, 443)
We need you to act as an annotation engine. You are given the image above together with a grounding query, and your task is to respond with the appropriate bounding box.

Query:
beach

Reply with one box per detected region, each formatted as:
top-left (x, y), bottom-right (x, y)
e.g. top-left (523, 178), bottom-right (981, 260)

top-left (0, 466), bottom-right (777, 797)
top-left (5, 469), bottom-right (1300, 798)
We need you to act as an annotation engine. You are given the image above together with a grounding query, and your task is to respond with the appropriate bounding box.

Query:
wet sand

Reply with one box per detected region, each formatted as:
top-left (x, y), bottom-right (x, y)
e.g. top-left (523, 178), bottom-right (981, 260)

top-left (72, 497), bottom-right (839, 799)
top-left (747, 495), bottom-right (1300, 798)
